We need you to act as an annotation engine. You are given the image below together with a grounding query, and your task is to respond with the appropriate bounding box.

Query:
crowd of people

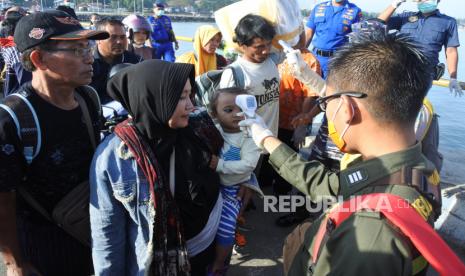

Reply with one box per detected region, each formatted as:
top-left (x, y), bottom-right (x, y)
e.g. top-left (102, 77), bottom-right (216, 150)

top-left (0, 0), bottom-right (464, 275)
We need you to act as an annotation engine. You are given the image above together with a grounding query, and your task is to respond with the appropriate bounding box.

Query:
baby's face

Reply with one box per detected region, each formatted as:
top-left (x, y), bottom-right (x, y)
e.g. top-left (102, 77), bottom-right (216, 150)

top-left (215, 93), bottom-right (244, 133)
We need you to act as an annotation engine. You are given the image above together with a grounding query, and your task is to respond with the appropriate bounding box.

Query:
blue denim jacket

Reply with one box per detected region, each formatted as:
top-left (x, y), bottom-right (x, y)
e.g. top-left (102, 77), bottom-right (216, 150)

top-left (90, 133), bottom-right (154, 276)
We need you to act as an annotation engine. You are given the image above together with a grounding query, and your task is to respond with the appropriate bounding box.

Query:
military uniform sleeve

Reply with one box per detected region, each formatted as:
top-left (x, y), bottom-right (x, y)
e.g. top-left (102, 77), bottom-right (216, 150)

top-left (312, 212), bottom-right (413, 276)
top-left (268, 143), bottom-right (339, 200)
top-left (0, 108), bottom-right (26, 192)
top-left (445, 18), bottom-right (460, 48)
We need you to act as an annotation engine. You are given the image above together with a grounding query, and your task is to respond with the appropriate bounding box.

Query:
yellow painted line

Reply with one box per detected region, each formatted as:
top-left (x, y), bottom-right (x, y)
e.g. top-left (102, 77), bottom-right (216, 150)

top-left (176, 36), bottom-right (194, 42)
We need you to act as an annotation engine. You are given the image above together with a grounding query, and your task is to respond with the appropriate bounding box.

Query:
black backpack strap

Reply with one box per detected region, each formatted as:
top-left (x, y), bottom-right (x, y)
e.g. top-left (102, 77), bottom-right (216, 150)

top-left (361, 166), bottom-right (441, 221)
top-left (76, 85), bottom-right (102, 117)
top-left (75, 85), bottom-right (101, 149)
top-left (228, 63), bottom-right (245, 89)
top-left (0, 92), bottom-right (40, 164)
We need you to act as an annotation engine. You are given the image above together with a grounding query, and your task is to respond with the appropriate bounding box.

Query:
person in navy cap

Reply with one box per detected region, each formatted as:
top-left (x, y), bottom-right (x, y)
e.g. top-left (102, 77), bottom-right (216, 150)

top-left (147, 2), bottom-right (179, 62)
top-left (0, 10), bottom-right (108, 276)
top-left (379, 0), bottom-right (462, 96)
top-left (305, 0), bottom-right (363, 79)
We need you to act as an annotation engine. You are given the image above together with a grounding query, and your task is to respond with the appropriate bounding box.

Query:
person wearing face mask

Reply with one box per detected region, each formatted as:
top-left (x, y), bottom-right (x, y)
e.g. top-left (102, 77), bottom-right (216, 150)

top-left (147, 2), bottom-right (179, 62)
top-left (305, 0), bottom-right (362, 79)
top-left (239, 31), bottom-right (461, 275)
top-left (301, 0), bottom-right (362, 204)
top-left (379, 0), bottom-right (462, 97)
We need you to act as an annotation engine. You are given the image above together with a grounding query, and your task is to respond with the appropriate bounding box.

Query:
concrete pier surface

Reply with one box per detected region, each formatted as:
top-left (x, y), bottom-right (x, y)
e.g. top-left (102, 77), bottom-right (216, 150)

top-left (1, 184), bottom-right (464, 275)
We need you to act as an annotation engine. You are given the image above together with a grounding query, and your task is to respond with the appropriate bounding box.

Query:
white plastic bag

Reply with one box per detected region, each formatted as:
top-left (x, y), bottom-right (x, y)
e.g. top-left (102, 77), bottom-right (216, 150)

top-left (215, 0), bottom-right (303, 53)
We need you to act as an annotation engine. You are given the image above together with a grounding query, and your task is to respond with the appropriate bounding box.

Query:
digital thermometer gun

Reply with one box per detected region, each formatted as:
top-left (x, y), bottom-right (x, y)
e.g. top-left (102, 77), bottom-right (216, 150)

top-left (235, 95), bottom-right (257, 136)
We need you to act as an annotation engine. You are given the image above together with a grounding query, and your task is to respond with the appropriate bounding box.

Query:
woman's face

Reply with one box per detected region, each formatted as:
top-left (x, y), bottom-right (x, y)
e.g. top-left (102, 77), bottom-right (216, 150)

top-left (202, 33), bottom-right (221, 54)
top-left (168, 79), bottom-right (194, 129)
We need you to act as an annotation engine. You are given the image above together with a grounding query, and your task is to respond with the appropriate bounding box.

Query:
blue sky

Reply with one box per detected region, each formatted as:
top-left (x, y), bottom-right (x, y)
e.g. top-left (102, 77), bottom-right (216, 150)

top-left (297, 0), bottom-right (464, 19)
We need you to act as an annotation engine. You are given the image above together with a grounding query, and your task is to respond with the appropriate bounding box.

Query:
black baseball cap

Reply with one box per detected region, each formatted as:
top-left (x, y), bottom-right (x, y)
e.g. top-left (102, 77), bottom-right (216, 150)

top-left (14, 10), bottom-right (109, 52)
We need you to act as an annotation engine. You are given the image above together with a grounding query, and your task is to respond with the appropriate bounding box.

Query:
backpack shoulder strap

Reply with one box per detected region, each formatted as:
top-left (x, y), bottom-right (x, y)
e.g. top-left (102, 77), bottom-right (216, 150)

top-left (76, 85), bottom-right (102, 117)
top-left (228, 62), bottom-right (245, 89)
top-left (311, 193), bottom-right (465, 276)
top-left (75, 86), bottom-right (100, 150)
top-left (0, 91), bottom-right (41, 164)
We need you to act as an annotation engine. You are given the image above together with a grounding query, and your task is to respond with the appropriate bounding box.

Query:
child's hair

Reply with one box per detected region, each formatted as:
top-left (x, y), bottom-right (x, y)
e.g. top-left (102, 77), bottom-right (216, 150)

top-left (209, 87), bottom-right (249, 115)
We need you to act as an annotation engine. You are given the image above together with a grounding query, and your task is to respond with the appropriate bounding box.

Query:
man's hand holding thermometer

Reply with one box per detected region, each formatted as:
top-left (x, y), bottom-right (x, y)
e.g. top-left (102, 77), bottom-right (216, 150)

top-left (279, 40), bottom-right (327, 97)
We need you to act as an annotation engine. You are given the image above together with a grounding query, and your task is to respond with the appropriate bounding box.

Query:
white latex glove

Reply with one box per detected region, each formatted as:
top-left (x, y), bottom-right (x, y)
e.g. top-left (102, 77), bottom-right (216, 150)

top-left (286, 49), bottom-right (327, 96)
top-left (292, 125), bottom-right (307, 149)
top-left (238, 115), bottom-right (274, 150)
top-left (449, 78), bottom-right (463, 97)
top-left (391, 0), bottom-right (406, 8)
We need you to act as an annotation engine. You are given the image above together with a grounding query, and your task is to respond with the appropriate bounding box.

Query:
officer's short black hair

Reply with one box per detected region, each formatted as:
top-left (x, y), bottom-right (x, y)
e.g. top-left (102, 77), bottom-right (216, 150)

top-left (327, 32), bottom-right (432, 126)
top-left (233, 14), bottom-right (276, 46)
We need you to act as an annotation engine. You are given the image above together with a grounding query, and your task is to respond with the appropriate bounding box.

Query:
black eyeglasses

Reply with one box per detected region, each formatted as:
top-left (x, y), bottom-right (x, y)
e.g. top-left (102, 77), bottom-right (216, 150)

top-left (316, 91), bottom-right (367, 111)
top-left (44, 46), bottom-right (94, 57)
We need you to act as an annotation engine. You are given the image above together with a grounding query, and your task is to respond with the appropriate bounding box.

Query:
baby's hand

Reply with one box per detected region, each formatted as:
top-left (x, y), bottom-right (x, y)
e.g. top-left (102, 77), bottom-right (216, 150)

top-left (209, 155), bottom-right (219, 170)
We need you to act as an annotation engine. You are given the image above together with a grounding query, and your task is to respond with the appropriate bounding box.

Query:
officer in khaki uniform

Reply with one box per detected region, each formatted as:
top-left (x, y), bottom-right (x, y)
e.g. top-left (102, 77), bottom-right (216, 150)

top-left (240, 30), bottom-right (443, 275)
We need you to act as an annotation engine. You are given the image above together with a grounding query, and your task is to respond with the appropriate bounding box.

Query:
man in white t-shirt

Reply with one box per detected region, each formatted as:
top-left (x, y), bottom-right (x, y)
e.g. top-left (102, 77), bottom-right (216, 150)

top-left (220, 14), bottom-right (283, 136)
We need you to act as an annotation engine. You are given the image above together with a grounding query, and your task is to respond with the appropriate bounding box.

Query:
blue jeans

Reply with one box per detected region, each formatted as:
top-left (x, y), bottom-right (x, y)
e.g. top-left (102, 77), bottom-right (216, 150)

top-left (153, 42), bottom-right (175, 62)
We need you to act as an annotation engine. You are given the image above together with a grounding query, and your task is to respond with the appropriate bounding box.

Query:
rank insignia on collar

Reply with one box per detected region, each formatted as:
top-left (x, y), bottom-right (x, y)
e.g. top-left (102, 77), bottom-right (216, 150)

top-left (346, 170), bottom-right (368, 185)
top-left (408, 16), bottom-right (419, 23)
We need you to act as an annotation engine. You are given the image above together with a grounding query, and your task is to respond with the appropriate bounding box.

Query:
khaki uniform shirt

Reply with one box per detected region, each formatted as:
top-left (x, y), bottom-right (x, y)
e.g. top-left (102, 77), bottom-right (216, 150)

top-left (269, 143), bottom-right (436, 275)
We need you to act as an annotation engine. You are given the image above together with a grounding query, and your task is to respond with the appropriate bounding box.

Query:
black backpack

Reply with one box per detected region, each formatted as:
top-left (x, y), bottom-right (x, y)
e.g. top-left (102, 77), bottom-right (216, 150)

top-left (195, 62), bottom-right (245, 107)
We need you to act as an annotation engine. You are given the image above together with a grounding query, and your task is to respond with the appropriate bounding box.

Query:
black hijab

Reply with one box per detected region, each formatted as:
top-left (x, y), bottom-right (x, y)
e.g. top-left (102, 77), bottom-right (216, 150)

top-left (107, 59), bottom-right (196, 163)
top-left (108, 60), bottom-right (219, 241)
top-left (107, 59), bottom-right (195, 140)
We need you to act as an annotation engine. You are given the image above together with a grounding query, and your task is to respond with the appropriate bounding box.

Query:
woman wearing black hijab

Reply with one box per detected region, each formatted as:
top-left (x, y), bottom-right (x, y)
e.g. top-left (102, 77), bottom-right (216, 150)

top-left (90, 60), bottom-right (223, 275)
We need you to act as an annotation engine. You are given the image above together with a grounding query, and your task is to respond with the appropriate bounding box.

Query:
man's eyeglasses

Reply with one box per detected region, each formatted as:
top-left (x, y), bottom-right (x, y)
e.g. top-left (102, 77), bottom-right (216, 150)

top-left (316, 91), bottom-right (367, 112)
top-left (44, 46), bottom-right (94, 57)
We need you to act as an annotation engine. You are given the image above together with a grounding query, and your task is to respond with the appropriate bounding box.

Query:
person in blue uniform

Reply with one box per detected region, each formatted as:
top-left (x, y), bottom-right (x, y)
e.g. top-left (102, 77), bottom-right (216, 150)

top-left (147, 3), bottom-right (179, 62)
top-left (305, 0), bottom-right (362, 79)
top-left (379, 0), bottom-right (462, 96)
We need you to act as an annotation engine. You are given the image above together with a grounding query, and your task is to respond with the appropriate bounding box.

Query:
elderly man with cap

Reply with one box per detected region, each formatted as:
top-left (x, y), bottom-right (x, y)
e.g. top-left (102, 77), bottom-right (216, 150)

top-left (147, 2), bottom-right (179, 62)
top-left (0, 10), bottom-right (108, 276)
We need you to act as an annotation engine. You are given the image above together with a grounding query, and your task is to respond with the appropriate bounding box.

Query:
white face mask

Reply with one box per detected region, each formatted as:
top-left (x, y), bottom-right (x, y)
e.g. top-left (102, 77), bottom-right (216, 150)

top-left (156, 10), bottom-right (165, 16)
